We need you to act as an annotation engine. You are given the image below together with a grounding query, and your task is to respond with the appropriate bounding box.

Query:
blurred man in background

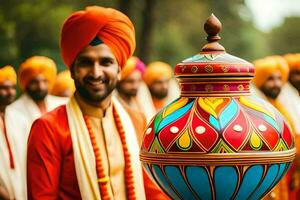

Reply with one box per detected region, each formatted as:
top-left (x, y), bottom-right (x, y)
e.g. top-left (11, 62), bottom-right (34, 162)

top-left (115, 56), bottom-right (147, 145)
top-left (5, 56), bottom-right (67, 198)
top-left (0, 65), bottom-right (23, 200)
top-left (252, 55), bottom-right (299, 200)
top-left (143, 61), bottom-right (180, 112)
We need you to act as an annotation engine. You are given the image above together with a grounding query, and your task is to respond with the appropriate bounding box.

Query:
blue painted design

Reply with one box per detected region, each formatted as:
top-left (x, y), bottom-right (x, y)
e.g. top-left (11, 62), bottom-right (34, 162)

top-left (152, 165), bottom-right (180, 199)
top-left (235, 165), bottom-right (263, 199)
top-left (219, 100), bottom-right (238, 129)
top-left (186, 166), bottom-right (212, 200)
top-left (165, 166), bottom-right (197, 200)
top-left (209, 115), bottom-right (220, 131)
top-left (214, 166), bottom-right (238, 200)
top-left (143, 164), bottom-right (152, 178)
top-left (269, 163), bottom-right (287, 190)
top-left (249, 164), bottom-right (279, 200)
top-left (158, 101), bottom-right (193, 132)
top-left (263, 114), bottom-right (280, 133)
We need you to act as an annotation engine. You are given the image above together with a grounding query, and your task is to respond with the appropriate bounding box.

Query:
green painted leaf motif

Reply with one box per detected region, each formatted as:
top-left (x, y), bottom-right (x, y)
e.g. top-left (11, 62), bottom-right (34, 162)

top-left (149, 137), bottom-right (165, 153)
top-left (211, 140), bottom-right (234, 153)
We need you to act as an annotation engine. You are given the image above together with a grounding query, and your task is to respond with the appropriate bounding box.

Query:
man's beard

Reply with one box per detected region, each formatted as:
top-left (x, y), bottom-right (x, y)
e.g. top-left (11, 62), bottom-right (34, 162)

top-left (27, 89), bottom-right (48, 101)
top-left (116, 83), bottom-right (138, 98)
top-left (261, 86), bottom-right (281, 99)
top-left (75, 77), bottom-right (116, 103)
top-left (0, 94), bottom-right (15, 107)
top-left (150, 89), bottom-right (168, 100)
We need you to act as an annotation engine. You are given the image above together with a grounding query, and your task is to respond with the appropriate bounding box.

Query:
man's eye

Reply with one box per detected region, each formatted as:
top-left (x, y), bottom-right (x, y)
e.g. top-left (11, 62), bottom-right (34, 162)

top-left (101, 59), bottom-right (114, 66)
top-left (77, 59), bottom-right (93, 66)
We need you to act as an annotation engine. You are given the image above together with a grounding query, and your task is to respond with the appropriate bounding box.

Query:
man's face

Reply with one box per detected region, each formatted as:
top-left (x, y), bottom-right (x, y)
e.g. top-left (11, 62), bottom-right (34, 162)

top-left (26, 74), bottom-right (49, 101)
top-left (149, 77), bottom-right (170, 99)
top-left (71, 44), bottom-right (120, 103)
top-left (117, 70), bottom-right (142, 98)
top-left (289, 69), bottom-right (300, 92)
top-left (0, 80), bottom-right (16, 107)
top-left (260, 71), bottom-right (283, 99)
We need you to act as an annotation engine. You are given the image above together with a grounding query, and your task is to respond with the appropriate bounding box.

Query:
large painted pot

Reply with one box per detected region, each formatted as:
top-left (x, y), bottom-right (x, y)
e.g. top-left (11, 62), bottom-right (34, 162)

top-left (140, 15), bottom-right (295, 200)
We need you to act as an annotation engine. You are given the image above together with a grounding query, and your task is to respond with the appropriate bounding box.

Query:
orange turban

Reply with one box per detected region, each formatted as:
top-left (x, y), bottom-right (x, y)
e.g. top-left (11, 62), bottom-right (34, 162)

top-left (253, 55), bottom-right (289, 88)
top-left (284, 53), bottom-right (300, 71)
top-left (60, 6), bottom-right (136, 68)
top-left (19, 56), bottom-right (57, 90)
top-left (51, 70), bottom-right (75, 97)
top-left (0, 65), bottom-right (17, 85)
top-left (144, 61), bottom-right (173, 86)
top-left (120, 56), bottom-right (145, 80)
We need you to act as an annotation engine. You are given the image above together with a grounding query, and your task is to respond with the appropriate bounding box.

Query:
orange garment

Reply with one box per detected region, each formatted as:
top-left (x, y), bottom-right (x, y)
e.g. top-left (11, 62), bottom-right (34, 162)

top-left (262, 99), bottom-right (297, 200)
top-left (152, 97), bottom-right (165, 111)
top-left (19, 56), bottom-right (57, 90)
top-left (143, 62), bottom-right (172, 86)
top-left (0, 66), bottom-right (16, 85)
top-left (0, 116), bottom-right (14, 169)
top-left (27, 105), bottom-right (168, 199)
top-left (60, 6), bottom-right (135, 68)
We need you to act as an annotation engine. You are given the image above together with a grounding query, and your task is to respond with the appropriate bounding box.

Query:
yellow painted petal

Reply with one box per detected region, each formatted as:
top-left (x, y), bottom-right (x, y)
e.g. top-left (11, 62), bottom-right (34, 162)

top-left (178, 130), bottom-right (191, 149)
top-left (198, 98), bottom-right (218, 118)
top-left (250, 132), bottom-right (262, 149)
top-left (163, 97), bottom-right (189, 117)
top-left (239, 96), bottom-right (273, 117)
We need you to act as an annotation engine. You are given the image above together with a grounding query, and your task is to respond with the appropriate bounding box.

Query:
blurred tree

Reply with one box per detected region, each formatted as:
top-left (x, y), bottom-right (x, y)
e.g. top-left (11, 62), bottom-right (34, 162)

top-left (268, 16), bottom-right (300, 55)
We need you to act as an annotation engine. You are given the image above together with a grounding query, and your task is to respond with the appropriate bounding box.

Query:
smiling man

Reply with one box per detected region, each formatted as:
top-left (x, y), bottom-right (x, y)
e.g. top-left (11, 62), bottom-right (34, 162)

top-left (26, 6), bottom-right (167, 200)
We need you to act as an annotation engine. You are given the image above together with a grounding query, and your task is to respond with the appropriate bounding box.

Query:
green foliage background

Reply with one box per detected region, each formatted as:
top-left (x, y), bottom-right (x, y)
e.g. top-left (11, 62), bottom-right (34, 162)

top-left (0, 0), bottom-right (299, 71)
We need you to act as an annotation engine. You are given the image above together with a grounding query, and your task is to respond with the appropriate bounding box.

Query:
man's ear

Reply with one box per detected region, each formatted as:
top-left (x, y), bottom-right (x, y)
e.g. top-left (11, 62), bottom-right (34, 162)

top-left (70, 64), bottom-right (75, 79)
top-left (117, 66), bottom-right (121, 81)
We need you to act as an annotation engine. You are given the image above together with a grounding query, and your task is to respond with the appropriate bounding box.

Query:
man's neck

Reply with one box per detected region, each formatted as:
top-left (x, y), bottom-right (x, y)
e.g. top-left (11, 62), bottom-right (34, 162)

top-left (34, 99), bottom-right (47, 114)
top-left (118, 92), bottom-right (134, 105)
top-left (0, 105), bottom-right (5, 114)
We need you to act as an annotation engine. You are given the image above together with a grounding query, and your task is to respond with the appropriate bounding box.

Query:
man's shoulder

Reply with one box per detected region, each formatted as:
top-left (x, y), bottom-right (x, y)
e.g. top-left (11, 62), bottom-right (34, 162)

top-left (32, 105), bottom-right (69, 135)
top-left (6, 94), bottom-right (27, 111)
top-left (37, 105), bottom-right (67, 125)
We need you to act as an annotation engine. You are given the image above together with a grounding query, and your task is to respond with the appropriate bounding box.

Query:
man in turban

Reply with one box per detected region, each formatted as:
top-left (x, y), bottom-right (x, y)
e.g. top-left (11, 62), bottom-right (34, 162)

top-left (4, 56), bottom-right (67, 198)
top-left (143, 61), bottom-right (180, 112)
top-left (278, 53), bottom-right (300, 199)
top-left (27, 6), bottom-right (168, 200)
top-left (115, 56), bottom-right (147, 145)
top-left (51, 70), bottom-right (75, 97)
top-left (0, 65), bottom-right (23, 200)
top-left (252, 55), bottom-right (299, 200)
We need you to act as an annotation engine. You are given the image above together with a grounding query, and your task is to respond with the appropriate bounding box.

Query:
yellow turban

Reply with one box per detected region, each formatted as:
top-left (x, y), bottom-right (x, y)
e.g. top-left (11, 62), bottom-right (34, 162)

top-left (284, 53), bottom-right (300, 71)
top-left (120, 56), bottom-right (145, 80)
top-left (143, 61), bottom-right (173, 86)
top-left (51, 70), bottom-right (75, 97)
top-left (19, 56), bottom-right (57, 90)
top-left (0, 65), bottom-right (17, 85)
top-left (253, 55), bottom-right (289, 88)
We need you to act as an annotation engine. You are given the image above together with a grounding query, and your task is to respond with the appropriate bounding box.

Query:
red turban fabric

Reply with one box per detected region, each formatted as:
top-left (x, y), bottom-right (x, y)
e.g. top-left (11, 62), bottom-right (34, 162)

top-left (60, 6), bottom-right (136, 68)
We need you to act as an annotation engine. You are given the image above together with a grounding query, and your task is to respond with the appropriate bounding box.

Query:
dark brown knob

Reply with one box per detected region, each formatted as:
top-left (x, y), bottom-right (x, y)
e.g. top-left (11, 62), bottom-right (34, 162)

top-left (201, 14), bottom-right (225, 52)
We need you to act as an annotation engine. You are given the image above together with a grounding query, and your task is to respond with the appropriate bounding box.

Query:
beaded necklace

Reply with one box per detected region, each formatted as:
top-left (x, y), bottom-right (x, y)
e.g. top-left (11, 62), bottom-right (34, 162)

top-left (83, 106), bottom-right (136, 200)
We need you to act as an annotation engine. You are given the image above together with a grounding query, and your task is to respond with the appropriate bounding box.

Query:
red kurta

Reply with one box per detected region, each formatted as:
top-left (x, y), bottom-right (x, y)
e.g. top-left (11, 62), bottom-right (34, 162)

top-left (27, 105), bottom-right (169, 200)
